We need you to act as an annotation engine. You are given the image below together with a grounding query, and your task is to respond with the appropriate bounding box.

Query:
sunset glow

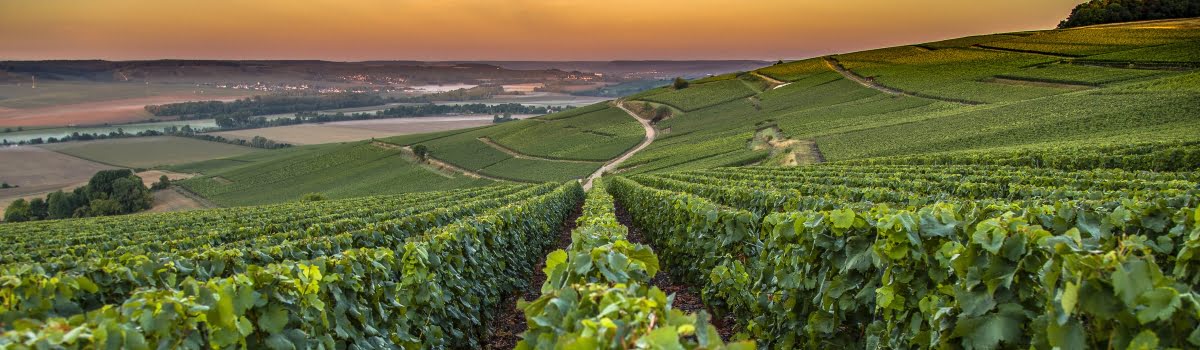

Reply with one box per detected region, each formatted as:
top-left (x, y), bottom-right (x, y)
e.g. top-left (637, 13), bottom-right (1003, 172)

top-left (1, 0), bottom-right (1085, 60)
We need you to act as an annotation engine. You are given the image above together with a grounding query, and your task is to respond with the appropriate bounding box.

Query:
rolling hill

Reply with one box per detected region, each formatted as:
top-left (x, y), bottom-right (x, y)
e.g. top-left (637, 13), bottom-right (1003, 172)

top-left (2, 18), bottom-right (1199, 349)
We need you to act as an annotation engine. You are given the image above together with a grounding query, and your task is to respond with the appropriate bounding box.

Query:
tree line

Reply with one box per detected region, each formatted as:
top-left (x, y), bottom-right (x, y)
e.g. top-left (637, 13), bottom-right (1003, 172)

top-left (3, 169), bottom-right (160, 223)
top-left (216, 103), bottom-right (568, 129)
top-left (1059, 0), bottom-right (1200, 28)
top-left (145, 93), bottom-right (388, 120)
top-left (1, 126), bottom-right (291, 150)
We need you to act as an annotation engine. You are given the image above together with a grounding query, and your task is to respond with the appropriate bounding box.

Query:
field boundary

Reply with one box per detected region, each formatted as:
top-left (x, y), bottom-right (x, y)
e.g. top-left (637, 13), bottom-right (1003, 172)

top-left (972, 44), bottom-right (1084, 58)
top-left (371, 141), bottom-right (528, 183)
top-left (477, 137), bottom-right (603, 164)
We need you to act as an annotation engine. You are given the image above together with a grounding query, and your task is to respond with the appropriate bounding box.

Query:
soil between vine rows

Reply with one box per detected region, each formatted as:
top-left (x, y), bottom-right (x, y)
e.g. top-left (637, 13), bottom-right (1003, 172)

top-left (483, 200), bottom-right (581, 349)
top-left (613, 201), bottom-right (735, 341)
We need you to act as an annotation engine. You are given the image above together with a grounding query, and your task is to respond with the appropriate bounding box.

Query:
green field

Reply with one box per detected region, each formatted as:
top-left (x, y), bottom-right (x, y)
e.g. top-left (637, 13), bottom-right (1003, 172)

top-left (177, 142), bottom-right (493, 206)
top-left (39, 136), bottom-right (262, 168)
top-left (379, 103), bottom-right (643, 182)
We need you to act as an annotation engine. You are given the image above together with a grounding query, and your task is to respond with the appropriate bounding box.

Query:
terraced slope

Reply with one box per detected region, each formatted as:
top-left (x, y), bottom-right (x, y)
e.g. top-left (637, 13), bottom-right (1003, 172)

top-left (617, 18), bottom-right (1200, 174)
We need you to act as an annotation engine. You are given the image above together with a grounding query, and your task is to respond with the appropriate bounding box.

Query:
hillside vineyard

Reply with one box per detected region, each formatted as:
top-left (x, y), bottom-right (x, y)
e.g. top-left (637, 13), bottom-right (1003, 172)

top-left (3, 18), bottom-right (1200, 350)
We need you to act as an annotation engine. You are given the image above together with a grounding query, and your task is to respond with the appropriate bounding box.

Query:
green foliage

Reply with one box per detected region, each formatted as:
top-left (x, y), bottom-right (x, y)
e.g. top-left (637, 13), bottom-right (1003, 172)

top-left (518, 182), bottom-right (754, 349)
top-left (299, 192), bottom-right (326, 202)
top-left (1059, 0), bottom-right (1200, 28)
top-left (179, 142), bottom-right (492, 206)
top-left (673, 77), bottom-right (690, 89)
top-left (3, 199), bottom-right (30, 222)
top-left (151, 175), bottom-right (171, 190)
top-left (0, 183), bottom-right (584, 348)
top-left (411, 144), bottom-right (429, 160)
top-left (837, 141), bottom-right (1200, 172)
top-left (488, 105), bottom-right (643, 161)
top-left (639, 79), bottom-right (757, 111)
top-left (995, 63), bottom-right (1167, 85)
top-left (609, 161), bottom-right (1200, 349)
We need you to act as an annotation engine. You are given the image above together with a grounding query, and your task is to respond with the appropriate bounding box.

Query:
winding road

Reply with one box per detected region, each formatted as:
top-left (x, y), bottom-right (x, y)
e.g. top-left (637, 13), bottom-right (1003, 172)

top-left (582, 101), bottom-right (657, 190)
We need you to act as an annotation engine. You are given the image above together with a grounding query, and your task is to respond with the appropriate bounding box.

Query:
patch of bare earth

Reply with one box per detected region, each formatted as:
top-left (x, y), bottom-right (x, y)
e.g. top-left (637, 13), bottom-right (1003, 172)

top-left (146, 187), bottom-right (213, 213)
top-left (613, 201), bottom-right (735, 341)
top-left (484, 201), bottom-right (583, 349)
top-left (0, 95), bottom-right (248, 127)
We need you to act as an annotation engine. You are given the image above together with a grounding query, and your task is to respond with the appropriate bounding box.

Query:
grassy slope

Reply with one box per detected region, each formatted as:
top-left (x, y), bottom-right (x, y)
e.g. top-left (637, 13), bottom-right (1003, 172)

top-left (616, 18), bottom-right (1200, 173)
top-left (175, 142), bottom-right (492, 206)
top-left (378, 102), bottom-right (644, 182)
top-left (176, 18), bottom-right (1200, 205)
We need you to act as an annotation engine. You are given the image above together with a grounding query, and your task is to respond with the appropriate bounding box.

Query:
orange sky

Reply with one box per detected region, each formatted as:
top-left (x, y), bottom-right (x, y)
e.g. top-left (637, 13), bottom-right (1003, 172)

top-left (0, 0), bottom-right (1085, 61)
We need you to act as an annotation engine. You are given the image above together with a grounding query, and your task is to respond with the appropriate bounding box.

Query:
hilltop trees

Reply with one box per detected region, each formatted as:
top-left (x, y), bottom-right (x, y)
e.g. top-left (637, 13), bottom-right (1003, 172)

top-left (1059, 0), bottom-right (1200, 28)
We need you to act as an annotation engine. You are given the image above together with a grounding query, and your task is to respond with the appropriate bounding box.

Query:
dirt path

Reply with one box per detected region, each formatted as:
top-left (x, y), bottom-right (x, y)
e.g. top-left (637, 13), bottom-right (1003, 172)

top-left (823, 57), bottom-right (983, 105)
top-left (484, 200), bottom-right (583, 349)
top-left (371, 141), bottom-right (523, 182)
top-left (613, 201), bottom-right (735, 341)
top-left (582, 102), bottom-right (656, 190)
top-left (477, 137), bottom-right (602, 164)
top-left (750, 71), bottom-right (792, 90)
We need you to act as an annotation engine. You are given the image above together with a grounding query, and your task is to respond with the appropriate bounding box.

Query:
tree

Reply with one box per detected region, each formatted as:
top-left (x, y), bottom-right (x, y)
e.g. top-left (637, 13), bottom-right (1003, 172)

top-left (87, 198), bottom-right (123, 216)
top-left (47, 190), bottom-right (77, 219)
top-left (0, 182), bottom-right (12, 189)
top-left (657, 106), bottom-right (676, 119)
top-left (110, 177), bottom-right (152, 213)
top-left (413, 144), bottom-right (430, 161)
top-left (672, 77), bottom-right (689, 90)
top-left (88, 169), bottom-right (136, 196)
top-left (776, 60), bottom-right (785, 65)
top-left (152, 175), bottom-right (171, 190)
top-left (28, 198), bottom-right (48, 220)
top-left (4, 199), bottom-right (30, 222)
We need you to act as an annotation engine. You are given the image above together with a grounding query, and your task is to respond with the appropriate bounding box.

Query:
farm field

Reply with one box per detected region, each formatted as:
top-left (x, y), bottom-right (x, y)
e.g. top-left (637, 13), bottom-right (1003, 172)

top-left (38, 136), bottom-right (262, 168)
top-left (379, 103), bottom-right (643, 182)
top-left (0, 82), bottom-right (248, 127)
top-left (209, 115), bottom-right (515, 145)
top-left (177, 141), bottom-right (494, 206)
top-left (0, 146), bottom-right (116, 216)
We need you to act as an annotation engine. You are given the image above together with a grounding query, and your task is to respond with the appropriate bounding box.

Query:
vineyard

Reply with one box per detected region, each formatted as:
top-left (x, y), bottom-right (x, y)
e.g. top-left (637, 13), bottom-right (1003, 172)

top-left (3, 16), bottom-right (1200, 350)
top-left (607, 157), bottom-right (1200, 349)
top-left (4, 146), bottom-right (1199, 348)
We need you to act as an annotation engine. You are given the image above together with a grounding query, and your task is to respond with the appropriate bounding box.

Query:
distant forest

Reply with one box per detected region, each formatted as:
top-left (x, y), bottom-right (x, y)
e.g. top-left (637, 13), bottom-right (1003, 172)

top-left (1059, 0), bottom-right (1200, 28)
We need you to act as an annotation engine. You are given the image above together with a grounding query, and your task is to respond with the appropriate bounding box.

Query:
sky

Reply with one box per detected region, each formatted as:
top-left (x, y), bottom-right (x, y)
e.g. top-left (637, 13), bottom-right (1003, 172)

top-left (0, 0), bottom-right (1086, 61)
